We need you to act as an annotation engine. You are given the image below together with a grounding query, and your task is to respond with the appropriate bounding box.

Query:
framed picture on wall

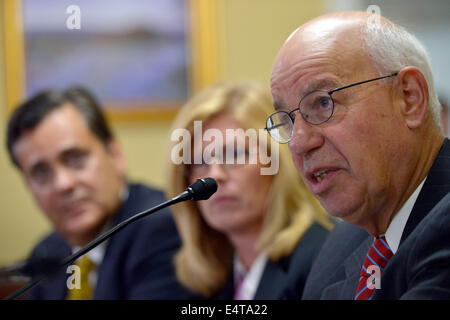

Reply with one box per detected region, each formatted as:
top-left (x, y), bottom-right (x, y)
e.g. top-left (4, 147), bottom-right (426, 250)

top-left (2, 0), bottom-right (219, 121)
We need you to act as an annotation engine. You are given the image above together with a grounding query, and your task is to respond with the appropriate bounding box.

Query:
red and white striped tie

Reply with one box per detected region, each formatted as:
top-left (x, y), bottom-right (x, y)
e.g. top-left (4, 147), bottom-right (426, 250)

top-left (355, 236), bottom-right (393, 300)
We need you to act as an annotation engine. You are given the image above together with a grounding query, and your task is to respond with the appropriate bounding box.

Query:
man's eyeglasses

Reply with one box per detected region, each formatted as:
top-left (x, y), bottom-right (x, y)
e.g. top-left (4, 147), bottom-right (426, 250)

top-left (265, 73), bottom-right (398, 144)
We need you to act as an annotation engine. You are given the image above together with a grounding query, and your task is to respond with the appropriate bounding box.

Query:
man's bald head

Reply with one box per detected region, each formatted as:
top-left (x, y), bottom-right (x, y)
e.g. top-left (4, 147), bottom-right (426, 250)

top-left (272, 11), bottom-right (441, 127)
top-left (274, 12), bottom-right (392, 87)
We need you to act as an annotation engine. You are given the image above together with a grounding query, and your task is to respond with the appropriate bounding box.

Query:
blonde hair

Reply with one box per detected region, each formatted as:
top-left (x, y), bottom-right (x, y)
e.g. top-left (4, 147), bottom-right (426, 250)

top-left (165, 82), bottom-right (332, 297)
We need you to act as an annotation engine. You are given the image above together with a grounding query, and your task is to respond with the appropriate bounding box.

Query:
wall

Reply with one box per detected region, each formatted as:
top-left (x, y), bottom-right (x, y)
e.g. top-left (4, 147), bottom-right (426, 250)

top-left (217, 0), bottom-right (323, 86)
top-left (0, 5), bottom-right (54, 264)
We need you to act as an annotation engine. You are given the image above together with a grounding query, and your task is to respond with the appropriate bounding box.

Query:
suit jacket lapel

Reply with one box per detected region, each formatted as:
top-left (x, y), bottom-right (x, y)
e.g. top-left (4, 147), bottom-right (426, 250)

top-left (400, 138), bottom-right (450, 245)
top-left (37, 234), bottom-right (72, 300)
top-left (47, 270), bottom-right (70, 299)
top-left (320, 138), bottom-right (449, 300)
top-left (321, 235), bottom-right (372, 299)
top-left (93, 185), bottom-right (134, 299)
top-left (253, 258), bottom-right (288, 300)
top-left (212, 272), bottom-right (234, 300)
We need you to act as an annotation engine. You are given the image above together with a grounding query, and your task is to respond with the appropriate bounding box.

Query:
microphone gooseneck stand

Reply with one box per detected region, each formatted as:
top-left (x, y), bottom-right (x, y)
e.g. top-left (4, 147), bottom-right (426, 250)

top-left (6, 178), bottom-right (217, 300)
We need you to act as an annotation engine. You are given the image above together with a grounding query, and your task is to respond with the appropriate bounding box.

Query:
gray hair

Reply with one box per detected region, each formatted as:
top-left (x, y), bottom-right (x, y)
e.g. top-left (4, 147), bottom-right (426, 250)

top-left (362, 19), bottom-right (441, 128)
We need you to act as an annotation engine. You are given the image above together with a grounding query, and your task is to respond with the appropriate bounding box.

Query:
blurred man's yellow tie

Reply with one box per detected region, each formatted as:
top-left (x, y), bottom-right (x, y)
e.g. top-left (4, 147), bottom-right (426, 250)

top-left (66, 255), bottom-right (96, 300)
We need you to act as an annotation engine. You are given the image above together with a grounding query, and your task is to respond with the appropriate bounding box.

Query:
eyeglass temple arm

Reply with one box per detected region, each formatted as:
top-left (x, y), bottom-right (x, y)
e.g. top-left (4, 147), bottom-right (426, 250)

top-left (265, 122), bottom-right (289, 131)
top-left (329, 73), bottom-right (398, 94)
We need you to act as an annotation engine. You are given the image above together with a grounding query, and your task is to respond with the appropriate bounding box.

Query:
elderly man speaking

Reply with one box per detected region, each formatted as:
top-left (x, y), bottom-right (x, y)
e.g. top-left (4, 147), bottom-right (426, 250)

top-left (266, 11), bottom-right (450, 299)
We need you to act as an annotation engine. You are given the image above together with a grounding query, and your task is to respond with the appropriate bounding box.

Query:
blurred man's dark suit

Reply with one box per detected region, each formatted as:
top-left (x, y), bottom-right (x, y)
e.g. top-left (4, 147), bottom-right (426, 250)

top-left (26, 183), bottom-right (194, 299)
top-left (302, 138), bottom-right (450, 299)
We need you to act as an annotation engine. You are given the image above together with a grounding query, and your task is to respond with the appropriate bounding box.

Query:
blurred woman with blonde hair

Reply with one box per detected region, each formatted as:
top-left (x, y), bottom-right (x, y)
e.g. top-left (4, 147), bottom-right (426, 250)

top-left (166, 82), bottom-right (333, 299)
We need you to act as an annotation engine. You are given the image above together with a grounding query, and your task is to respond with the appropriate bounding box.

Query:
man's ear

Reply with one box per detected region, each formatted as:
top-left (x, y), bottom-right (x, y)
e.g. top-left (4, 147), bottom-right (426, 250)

top-left (106, 139), bottom-right (127, 176)
top-left (393, 66), bottom-right (429, 129)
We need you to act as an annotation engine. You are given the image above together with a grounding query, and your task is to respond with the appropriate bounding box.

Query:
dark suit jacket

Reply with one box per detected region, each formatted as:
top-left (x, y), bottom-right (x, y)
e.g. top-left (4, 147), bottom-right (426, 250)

top-left (214, 222), bottom-right (330, 300)
top-left (302, 138), bottom-right (450, 299)
top-left (26, 183), bottom-right (195, 300)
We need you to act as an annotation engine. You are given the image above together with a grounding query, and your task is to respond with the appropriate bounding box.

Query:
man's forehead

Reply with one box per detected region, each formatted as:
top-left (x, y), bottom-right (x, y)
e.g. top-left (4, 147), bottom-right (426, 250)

top-left (271, 18), bottom-right (370, 110)
top-left (14, 131), bottom-right (82, 170)
top-left (272, 78), bottom-right (340, 111)
top-left (13, 106), bottom-right (94, 167)
top-left (299, 78), bottom-right (341, 97)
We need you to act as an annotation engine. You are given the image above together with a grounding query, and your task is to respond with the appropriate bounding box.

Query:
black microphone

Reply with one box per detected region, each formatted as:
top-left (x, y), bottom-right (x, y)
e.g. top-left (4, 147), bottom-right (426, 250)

top-left (5, 178), bottom-right (217, 300)
top-left (189, 177), bottom-right (218, 200)
top-left (173, 177), bottom-right (218, 202)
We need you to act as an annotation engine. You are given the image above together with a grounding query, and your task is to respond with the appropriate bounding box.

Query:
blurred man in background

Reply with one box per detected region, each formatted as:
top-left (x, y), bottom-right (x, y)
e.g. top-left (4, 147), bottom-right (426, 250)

top-left (6, 87), bottom-right (192, 299)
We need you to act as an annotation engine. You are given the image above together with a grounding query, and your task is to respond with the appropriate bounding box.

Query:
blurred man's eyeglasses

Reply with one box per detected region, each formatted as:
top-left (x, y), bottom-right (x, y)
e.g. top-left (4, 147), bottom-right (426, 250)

top-left (265, 73), bottom-right (398, 144)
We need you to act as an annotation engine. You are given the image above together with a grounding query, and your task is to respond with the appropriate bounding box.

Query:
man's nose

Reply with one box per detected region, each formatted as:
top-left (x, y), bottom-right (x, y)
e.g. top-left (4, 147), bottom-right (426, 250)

top-left (53, 166), bottom-right (77, 193)
top-left (288, 116), bottom-right (324, 156)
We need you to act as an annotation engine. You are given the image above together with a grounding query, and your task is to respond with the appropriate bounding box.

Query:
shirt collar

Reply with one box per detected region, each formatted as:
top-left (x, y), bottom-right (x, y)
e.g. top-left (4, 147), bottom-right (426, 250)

top-left (233, 252), bottom-right (268, 300)
top-left (71, 214), bottom-right (116, 266)
top-left (384, 177), bottom-right (426, 254)
top-left (72, 240), bottom-right (107, 266)
top-left (120, 185), bottom-right (130, 203)
top-left (233, 255), bottom-right (246, 284)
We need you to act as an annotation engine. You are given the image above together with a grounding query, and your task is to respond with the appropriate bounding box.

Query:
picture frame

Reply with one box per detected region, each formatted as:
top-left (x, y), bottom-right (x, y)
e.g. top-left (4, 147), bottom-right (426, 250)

top-left (2, 0), bottom-right (219, 122)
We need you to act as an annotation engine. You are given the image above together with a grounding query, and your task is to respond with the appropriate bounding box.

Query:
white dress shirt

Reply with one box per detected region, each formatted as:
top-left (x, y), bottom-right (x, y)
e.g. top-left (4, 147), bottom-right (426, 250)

top-left (233, 252), bottom-right (268, 300)
top-left (72, 240), bottom-right (107, 289)
top-left (384, 178), bottom-right (426, 254)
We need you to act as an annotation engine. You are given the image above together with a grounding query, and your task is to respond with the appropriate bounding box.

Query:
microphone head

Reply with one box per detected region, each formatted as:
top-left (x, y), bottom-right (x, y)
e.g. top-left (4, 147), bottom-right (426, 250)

top-left (187, 178), bottom-right (218, 201)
